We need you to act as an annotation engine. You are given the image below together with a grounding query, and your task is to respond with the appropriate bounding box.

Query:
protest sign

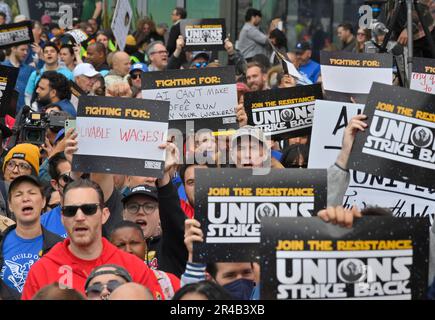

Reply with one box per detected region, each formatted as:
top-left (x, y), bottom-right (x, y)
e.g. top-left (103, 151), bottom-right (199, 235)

top-left (410, 57), bottom-right (435, 95)
top-left (73, 96), bottom-right (169, 178)
top-left (193, 168), bottom-right (327, 262)
top-left (0, 21), bottom-right (34, 50)
top-left (320, 51), bottom-right (393, 104)
top-left (344, 171), bottom-right (435, 225)
top-left (0, 64), bottom-right (19, 117)
top-left (268, 40), bottom-right (303, 80)
top-left (308, 100), bottom-right (364, 168)
top-left (28, 0), bottom-right (81, 24)
top-left (180, 19), bottom-right (226, 51)
top-left (260, 216), bottom-right (430, 300)
top-left (307, 99), bottom-right (435, 224)
top-left (111, 0), bottom-right (133, 51)
top-left (69, 81), bottom-right (86, 112)
top-left (244, 84), bottom-right (322, 140)
top-left (348, 82), bottom-right (435, 189)
top-left (141, 66), bottom-right (238, 133)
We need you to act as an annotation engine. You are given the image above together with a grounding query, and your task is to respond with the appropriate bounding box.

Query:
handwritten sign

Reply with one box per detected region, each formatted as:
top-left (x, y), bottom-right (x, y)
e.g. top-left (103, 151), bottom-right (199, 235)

top-left (73, 96), bottom-right (169, 178)
top-left (141, 66), bottom-right (238, 133)
top-left (410, 57), bottom-right (435, 95)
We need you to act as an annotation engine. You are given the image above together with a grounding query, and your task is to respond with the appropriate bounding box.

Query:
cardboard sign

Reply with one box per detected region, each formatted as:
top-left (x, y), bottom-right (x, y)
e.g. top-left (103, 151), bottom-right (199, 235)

top-left (28, 1), bottom-right (81, 24)
top-left (0, 65), bottom-right (19, 117)
top-left (193, 168), bottom-right (327, 262)
top-left (320, 51), bottom-right (393, 104)
top-left (69, 81), bottom-right (86, 112)
top-left (308, 100), bottom-right (364, 168)
top-left (141, 66), bottom-right (238, 133)
top-left (261, 216), bottom-right (430, 300)
top-left (348, 83), bottom-right (435, 189)
top-left (180, 19), bottom-right (226, 51)
top-left (410, 57), bottom-right (435, 95)
top-left (73, 96), bottom-right (170, 178)
top-left (244, 84), bottom-right (322, 140)
top-left (0, 21), bottom-right (34, 50)
top-left (111, 0), bottom-right (133, 51)
top-left (344, 171), bottom-right (435, 225)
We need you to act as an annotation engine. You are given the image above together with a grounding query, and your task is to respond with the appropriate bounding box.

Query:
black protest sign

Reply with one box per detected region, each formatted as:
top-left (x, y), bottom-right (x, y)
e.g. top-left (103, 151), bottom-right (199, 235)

top-left (260, 216), bottom-right (429, 300)
top-left (69, 80), bottom-right (86, 112)
top-left (0, 64), bottom-right (19, 117)
top-left (28, 1), bottom-right (82, 24)
top-left (73, 96), bottom-right (169, 178)
top-left (348, 82), bottom-right (435, 189)
top-left (245, 84), bottom-right (323, 140)
top-left (320, 51), bottom-right (393, 104)
top-left (0, 21), bottom-right (34, 50)
top-left (410, 57), bottom-right (435, 94)
top-left (180, 19), bottom-right (226, 51)
top-left (193, 168), bottom-right (327, 262)
top-left (141, 66), bottom-right (238, 133)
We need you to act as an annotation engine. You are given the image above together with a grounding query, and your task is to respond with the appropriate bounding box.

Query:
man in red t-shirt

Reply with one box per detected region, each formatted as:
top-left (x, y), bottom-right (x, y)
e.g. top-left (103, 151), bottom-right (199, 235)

top-left (21, 179), bottom-right (164, 300)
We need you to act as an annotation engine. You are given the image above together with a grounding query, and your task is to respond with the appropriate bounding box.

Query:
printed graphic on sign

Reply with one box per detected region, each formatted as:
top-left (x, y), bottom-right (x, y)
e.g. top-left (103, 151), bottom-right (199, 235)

top-left (181, 19), bottom-right (226, 51)
top-left (349, 82), bottom-right (435, 188)
top-left (0, 21), bottom-right (34, 49)
top-left (261, 217), bottom-right (429, 300)
top-left (245, 84), bottom-right (323, 140)
top-left (320, 51), bottom-right (392, 104)
top-left (141, 66), bottom-right (238, 133)
top-left (410, 57), bottom-right (435, 95)
top-left (193, 168), bottom-right (327, 262)
top-left (28, 1), bottom-right (81, 24)
top-left (73, 96), bottom-right (169, 178)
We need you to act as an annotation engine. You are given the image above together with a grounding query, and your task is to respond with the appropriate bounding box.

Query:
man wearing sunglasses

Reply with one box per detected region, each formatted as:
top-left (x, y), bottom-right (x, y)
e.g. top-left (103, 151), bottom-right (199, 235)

top-left (21, 179), bottom-right (164, 300)
top-left (0, 175), bottom-right (63, 295)
top-left (129, 63), bottom-right (148, 90)
top-left (84, 264), bottom-right (132, 300)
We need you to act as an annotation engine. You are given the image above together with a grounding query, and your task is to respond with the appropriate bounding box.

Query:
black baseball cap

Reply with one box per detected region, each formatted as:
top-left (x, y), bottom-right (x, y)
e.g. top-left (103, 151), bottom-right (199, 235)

top-left (9, 175), bottom-right (43, 196)
top-left (293, 41), bottom-right (311, 54)
top-left (121, 185), bottom-right (158, 204)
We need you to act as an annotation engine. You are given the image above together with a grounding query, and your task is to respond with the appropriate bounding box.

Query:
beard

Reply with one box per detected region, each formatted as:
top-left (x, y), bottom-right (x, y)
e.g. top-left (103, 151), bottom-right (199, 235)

top-left (37, 94), bottom-right (52, 106)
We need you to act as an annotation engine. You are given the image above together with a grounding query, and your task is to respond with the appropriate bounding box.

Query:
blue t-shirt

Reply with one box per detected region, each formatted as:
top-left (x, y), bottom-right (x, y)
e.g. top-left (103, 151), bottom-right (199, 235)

top-left (25, 67), bottom-right (74, 96)
top-left (40, 206), bottom-right (67, 238)
top-left (0, 230), bottom-right (43, 293)
top-left (298, 59), bottom-right (321, 84)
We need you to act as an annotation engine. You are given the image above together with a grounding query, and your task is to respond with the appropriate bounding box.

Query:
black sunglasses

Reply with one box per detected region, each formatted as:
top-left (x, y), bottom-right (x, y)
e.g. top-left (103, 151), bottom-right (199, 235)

top-left (86, 280), bottom-right (123, 298)
top-left (62, 203), bottom-right (101, 217)
top-left (131, 73), bottom-right (141, 80)
top-left (58, 172), bottom-right (74, 185)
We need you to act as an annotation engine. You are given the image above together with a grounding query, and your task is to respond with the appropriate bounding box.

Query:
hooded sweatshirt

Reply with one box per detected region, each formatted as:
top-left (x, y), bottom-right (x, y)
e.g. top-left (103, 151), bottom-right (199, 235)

top-left (21, 237), bottom-right (164, 300)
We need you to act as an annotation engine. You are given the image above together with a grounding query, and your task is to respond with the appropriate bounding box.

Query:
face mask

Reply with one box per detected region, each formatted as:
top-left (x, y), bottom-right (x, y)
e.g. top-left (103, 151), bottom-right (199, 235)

top-left (223, 278), bottom-right (255, 300)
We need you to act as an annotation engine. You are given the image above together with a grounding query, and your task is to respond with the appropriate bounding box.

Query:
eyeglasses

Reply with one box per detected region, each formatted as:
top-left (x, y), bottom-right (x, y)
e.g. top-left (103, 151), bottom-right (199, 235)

top-left (131, 73), bottom-right (141, 80)
top-left (58, 172), bottom-right (74, 185)
top-left (86, 280), bottom-right (123, 299)
top-left (150, 50), bottom-right (168, 55)
top-left (125, 202), bottom-right (158, 215)
top-left (193, 62), bottom-right (208, 69)
top-left (62, 203), bottom-right (101, 217)
top-left (357, 32), bottom-right (366, 36)
top-left (6, 161), bottom-right (32, 172)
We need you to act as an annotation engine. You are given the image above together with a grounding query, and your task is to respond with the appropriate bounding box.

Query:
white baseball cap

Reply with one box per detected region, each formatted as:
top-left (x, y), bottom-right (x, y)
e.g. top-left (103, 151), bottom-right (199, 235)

top-left (73, 63), bottom-right (100, 78)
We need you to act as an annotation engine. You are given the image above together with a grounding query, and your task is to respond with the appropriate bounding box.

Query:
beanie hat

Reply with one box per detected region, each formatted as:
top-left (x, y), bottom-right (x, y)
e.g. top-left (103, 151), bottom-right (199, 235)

top-left (2, 144), bottom-right (41, 175)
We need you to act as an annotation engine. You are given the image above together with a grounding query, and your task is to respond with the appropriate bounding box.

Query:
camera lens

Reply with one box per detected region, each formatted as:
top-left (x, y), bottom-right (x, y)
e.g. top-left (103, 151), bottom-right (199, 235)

top-left (25, 129), bottom-right (42, 144)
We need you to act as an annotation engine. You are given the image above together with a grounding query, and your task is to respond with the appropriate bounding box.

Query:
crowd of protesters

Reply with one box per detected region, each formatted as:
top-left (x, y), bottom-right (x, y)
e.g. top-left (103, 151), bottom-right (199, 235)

top-left (0, 1), bottom-right (434, 301)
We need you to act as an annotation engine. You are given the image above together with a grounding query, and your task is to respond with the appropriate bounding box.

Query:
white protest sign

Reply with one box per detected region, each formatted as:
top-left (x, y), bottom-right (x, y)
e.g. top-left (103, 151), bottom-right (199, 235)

top-left (410, 57), bottom-right (435, 95)
top-left (111, 0), bottom-right (133, 51)
top-left (308, 100), bottom-right (364, 168)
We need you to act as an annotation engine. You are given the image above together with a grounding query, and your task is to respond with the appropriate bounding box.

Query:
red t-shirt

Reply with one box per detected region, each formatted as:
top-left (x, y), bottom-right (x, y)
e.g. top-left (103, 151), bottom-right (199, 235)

top-left (21, 238), bottom-right (164, 300)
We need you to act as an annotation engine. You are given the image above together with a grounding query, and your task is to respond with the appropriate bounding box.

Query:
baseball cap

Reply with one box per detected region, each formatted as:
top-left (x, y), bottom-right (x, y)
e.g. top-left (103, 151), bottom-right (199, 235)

top-left (9, 175), bottom-right (43, 196)
top-left (231, 125), bottom-right (268, 149)
top-left (293, 41), bottom-right (311, 54)
top-left (73, 63), bottom-right (100, 78)
top-left (192, 51), bottom-right (211, 62)
top-left (122, 185), bottom-right (158, 204)
top-left (130, 63), bottom-right (148, 73)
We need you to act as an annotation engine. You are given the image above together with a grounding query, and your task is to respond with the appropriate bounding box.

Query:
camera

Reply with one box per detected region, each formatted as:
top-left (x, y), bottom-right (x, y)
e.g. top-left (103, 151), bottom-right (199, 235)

top-left (18, 109), bottom-right (70, 146)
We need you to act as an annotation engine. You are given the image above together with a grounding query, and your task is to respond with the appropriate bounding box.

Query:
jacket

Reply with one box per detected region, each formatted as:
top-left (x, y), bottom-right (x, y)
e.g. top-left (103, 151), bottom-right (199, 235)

top-left (54, 99), bottom-right (77, 117)
top-left (237, 23), bottom-right (268, 60)
top-left (21, 237), bottom-right (164, 300)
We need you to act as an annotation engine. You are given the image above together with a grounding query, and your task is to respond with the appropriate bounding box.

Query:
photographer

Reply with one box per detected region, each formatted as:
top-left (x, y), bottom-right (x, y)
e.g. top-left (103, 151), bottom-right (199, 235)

top-left (35, 72), bottom-right (76, 117)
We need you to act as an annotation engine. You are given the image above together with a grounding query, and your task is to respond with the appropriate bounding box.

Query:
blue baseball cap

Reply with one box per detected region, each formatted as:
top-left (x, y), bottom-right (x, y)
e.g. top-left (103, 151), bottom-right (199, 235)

top-left (130, 63), bottom-right (148, 73)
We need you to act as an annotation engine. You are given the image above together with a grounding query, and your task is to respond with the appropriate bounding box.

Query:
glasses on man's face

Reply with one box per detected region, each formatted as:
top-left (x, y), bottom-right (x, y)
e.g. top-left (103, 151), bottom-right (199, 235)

top-left (62, 203), bottom-right (101, 217)
top-left (150, 50), bottom-right (168, 55)
top-left (125, 202), bottom-right (158, 215)
top-left (131, 73), bottom-right (142, 80)
top-left (193, 62), bottom-right (208, 69)
top-left (86, 280), bottom-right (123, 299)
top-left (58, 172), bottom-right (74, 186)
top-left (6, 161), bottom-right (32, 172)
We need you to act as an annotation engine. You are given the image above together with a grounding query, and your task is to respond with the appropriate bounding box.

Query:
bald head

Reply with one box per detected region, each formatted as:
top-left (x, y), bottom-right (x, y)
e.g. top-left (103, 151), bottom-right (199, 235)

top-left (108, 283), bottom-right (154, 300)
top-left (112, 51), bottom-right (131, 76)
